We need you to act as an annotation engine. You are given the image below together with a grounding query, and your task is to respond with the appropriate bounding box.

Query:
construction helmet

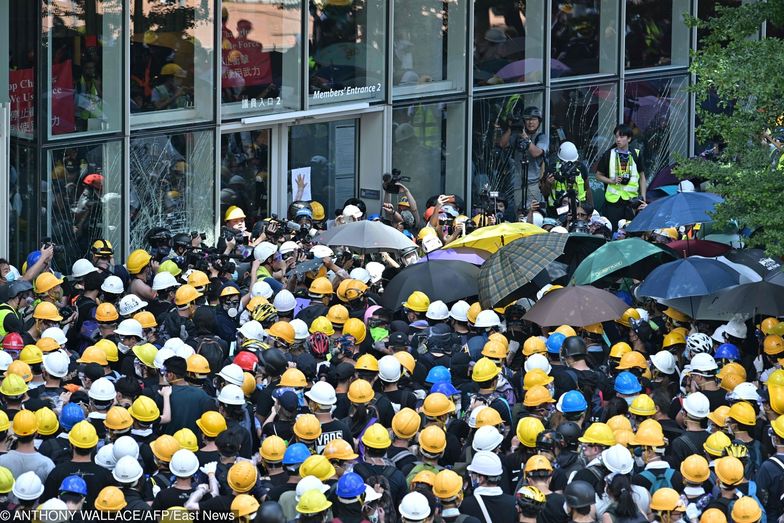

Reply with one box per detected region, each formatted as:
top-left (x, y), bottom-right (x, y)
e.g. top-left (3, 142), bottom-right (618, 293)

top-left (309, 316), bottom-right (335, 336)
top-left (472, 426), bottom-right (504, 452)
top-left (650, 488), bottom-right (686, 512)
top-left (95, 486), bottom-right (127, 511)
top-left (129, 395), bottom-right (160, 423)
top-left (607, 415), bottom-right (632, 433)
top-left (764, 335), bottom-right (784, 355)
top-left (392, 407), bottom-right (421, 439)
top-left (174, 284), bottom-right (202, 306)
top-left (476, 407), bottom-right (503, 428)
top-left (708, 405), bottom-right (731, 428)
top-left (761, 317), bottom-right (780, 336)
top-left (553, 325), bottom-right (577, 337)
top-left (232, 494), bottom-right (261, 519)
top-left (242, 373), bottom-right (257, 397)
top-left (516, 417), bottom-right (546, 448)
top-left (323, 438), bottom-right (359, 461)
top-left (7, 360), bottom-right (33, 383)
top-left (715, 456), bottom-right (745, 486)
top-left (433, 469), bottom-right (463, 500)
top-left (336, 279), bottom-right (368, 303)
top-left (703, 431), bottom-right (732, 457)
top-left (662, 331), bottom-right (687, 349)
top-left (20, 345), bottom-right (43, 365)
top-left (326, 304), bottom-right (349, 326)
top-left (394, 351), bottom-right (416, 375)
top-left (616, 308), bottom-right (641, 328)
top-left (523, 385), bottom-right (555, 407)
top-left (170, 449), bottom-right (200, 478)
top-left (224, 205), bottom-right (246, 222)
top-left (33, 302), bottom-right (63, 322)
top-left (0, 466), bottom-right (13, 494)
top-left (482, 340), bottom-right (508, 360)
top-left (727, 401), bottom-right (756, 426)
top-left (227, 461), bottom-right (258, 493)
top-left (3, 332), bottom-right (24, 351)
top-left (361, 423), bottom-right (392, 449)
top-left (680, 454), bottom-right (710, 483)
top-left (525, 454), bottom-right (554, 473)
top-left (472, 357), bottom-right (501, 382)
top-left (347, 379), bottom-right (374, 404)
top-left (617, 351), bottom-right (648, 370)
top-left (195, 411), bottom-right (227, 438)
top-left (467, 302), bottom-right (482, 324)
top-left (268, 321), bottom-right (296, 345)
top-left (150, 435), bottom-right (181, 463)
top-left (95, 339), bottom-right (119, 363)
top-left (187, 270), bottom-right (210, 289)
top-left (609, 341), bottom-right (633, 359)
top-left (419, 425), bottom-right (447, 454)
top-left (308, 277), bottom-right (334, 297)
top-left (402, 291), bottom-right (430, 313)
top-left (578, 422), bottom-right (616, 447)
top-left (133, 311), bottom-right (157, 329)
top-left (355, 354), bottom-right (379, 372)
top-left (523, 336), bottom-right (547, 356)
top-left (35, 273), bottom-right (64, 294)
top-left (583, 323), bottom-right (604, 335)
top-left (523, 369), bottom-right (553, 390)
top-left (628, 394), bottom-right (656, 416)
top-left (343, 318), bottom-right (367, 343)
top-left (260, 435), bottom-right (287, 462)
top-left (280, 368), bottom-right (307, 388)
top-left (296, 489), bottom-right (332, 515)
top-left (293, 414), bottom-right (322, 441)
top-left (186, 354), bottom-right (211, 375)
top-left (731, 497), bottom-right (763, 523)
top-left (663, 307), bottom-right (690, 323)
top-left (13, 409), bottom-right (38, 437)
top-left (0, 373), bottom-right (28, 397)
top-left (299, 455), bottom-right (336, 482)
top-left (630, 419), bottom-right (665, 447)
top-left (69, 420), bottom-right (99, 449)
top-left (423, 392), bottom-right (456, 417)
top-left (0, 411), bottom-right (8, 432)
top-left (77, 346), bottom-right (108, 366)
top-left (104, 406), bottom-right (133, 432)
top-left (126, 250), bottom-right (152, 275)
top-left (132, 343), bottom-right (158, 368)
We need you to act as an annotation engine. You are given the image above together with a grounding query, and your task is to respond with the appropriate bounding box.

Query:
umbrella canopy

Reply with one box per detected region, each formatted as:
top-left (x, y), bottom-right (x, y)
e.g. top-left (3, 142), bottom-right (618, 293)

top-left (380, 260), bottom-right (480, 310)
top-left (315, 221), bottom-right (413, 253)
top-left (665, 239), bottom-right (731, 258)
top-left (417, 247), bottom-right (490, 266)
top-left (625, 192), bottom-right (723, 232)
top-left (443, 222), bottom-right (546, 253)
top-left (478, 233), bottom-right (568, 308)
top-left (572, 238), bottom-right (675, 285)
top-left (560, 232), bottom-right (607, 265)
top-left (637, 257), bottom-right (741, 300)
top-left (522, 285), bottom-right (630, 327)
top-left (722, 249), bottom-right (782, 278)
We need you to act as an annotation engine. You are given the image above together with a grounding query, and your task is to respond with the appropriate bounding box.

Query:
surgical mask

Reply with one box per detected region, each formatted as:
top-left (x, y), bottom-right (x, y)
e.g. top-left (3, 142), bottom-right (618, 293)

top-left (118, 342), bottom-right (132, 354)
top-left (634, 455), bottom-right (645, 468)
top-left (624, 394), bottom-right (638, 406)
top-left (370, 327), bottom-right (389, 343)
top-left (470, 475), bottom-right (480, 490)
top-left (231, 271), bottom-right (239, 281)
top-left (367, 510), bottom-right (379, 523)
top-left (5, 272), bottom-right (15, 282)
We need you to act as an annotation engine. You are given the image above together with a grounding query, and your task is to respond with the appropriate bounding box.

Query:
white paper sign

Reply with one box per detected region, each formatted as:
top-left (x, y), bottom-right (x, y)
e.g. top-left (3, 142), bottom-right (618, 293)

top-left (291, 167), bottom-right (312, 201)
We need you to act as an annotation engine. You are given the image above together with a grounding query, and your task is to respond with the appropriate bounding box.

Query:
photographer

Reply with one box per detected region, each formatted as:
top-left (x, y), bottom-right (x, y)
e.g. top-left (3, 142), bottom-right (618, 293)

top-left (595, 124), bottom-right (647, 230)
top-left (540, 141), bottom-right (593, 218)
top-left (382, 172), bottom-right (419, 229)
top-left (499, 106), bottom-right (548, 210)
top-left (219, 206), bottom-right (255, 258)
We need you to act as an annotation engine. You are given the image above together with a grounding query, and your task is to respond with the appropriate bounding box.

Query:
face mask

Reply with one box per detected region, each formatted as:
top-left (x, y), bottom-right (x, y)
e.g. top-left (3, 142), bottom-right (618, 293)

top-left (5, 272), bottom-right (16, 282)
top-left (634, 455), bottom-right (645, 468)
top-left (231, 271), bottom-right (239, 281)
top-left (118, 342), bottom-right (132, 354)
top-left (370, 327), bottom-right (389, 343)
top-left (470, 475), bottom-right (480, 490)
top-left (624, 394), bottom-right (638, 406)
top-left (367, 510), bottom-right (379, 523)
top-left (227, 307), bottom-right (238, 318)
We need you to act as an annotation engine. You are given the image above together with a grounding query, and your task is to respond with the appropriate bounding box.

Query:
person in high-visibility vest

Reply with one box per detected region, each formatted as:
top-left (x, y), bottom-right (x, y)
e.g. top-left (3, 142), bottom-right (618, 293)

top-left (595, 124), bottom-right (647, 231)
top-left (540, 141), bottom-right (594, 218)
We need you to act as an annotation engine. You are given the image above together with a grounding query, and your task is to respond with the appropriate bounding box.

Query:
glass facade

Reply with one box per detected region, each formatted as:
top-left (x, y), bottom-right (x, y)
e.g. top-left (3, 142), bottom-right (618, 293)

top-left (8, 0), bottom-right (745, 266)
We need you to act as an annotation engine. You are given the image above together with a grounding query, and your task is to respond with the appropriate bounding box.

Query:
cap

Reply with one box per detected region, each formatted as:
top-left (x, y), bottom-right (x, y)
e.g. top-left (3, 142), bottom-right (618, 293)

top-left (388, 332), bottom-right (408, 347)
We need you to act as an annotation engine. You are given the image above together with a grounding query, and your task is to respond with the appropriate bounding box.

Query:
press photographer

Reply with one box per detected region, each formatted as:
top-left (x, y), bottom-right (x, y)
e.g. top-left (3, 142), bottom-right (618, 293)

top-left (499, 106), bottom-right (548, 211)
top-left (540, 141), bottom-right (593, 220)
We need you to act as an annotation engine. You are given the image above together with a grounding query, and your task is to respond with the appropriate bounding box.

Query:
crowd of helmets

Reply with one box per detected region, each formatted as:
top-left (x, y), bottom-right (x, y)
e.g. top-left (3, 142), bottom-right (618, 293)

top-left (4, 208), bottom-right (784, 523)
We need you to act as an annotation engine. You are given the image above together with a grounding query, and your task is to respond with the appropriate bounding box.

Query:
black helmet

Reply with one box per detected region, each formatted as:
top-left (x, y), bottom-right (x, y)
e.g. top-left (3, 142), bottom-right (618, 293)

top-left (257, 502), bottom-right (286, 523)
top-left (261, 348), bottom-right (288, 377)
top-left (564, 480), bottom-right (595, 508)
top-left (287, 201), bottom-right (312, 221)
top-left (522, 106), bottom-right (543, 120)
top-left (535, 430), bottom-right (564, 452)
top-left (556, 421), bottom-right (581, 449)
top-left (144, 227), bottom-right (172, 247)
top-left (561, 336), bottom-right (587, 358)
top-left (173, 233), bottom-right (191, 250)
top-left (8, 280), bottom-right (33, 298)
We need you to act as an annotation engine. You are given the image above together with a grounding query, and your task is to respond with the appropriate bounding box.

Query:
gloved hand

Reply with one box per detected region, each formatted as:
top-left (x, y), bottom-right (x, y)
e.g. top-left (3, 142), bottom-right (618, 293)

top-left (685, 503), bottom-right (700, 522)
top-left (200, 461), bottom-right (217, 475)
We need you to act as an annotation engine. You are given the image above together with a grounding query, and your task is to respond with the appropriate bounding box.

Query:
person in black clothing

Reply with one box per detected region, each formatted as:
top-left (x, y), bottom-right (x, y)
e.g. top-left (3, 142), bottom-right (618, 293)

top-left (461, 451), bottom-right (517, 523)
top-left (668, 392), bottom-right (711, 464)
top-left (330, 362), bottom-right (354, 419)
top-left (352, 437), bottom-right (408, 507)
top-left (255, 348), bottom-right (288, 419)
top-left (152, 450), bottom-right (203, 510)
top-left (66, 270), bottom-right (105, 352)
top-left (160, 356), bottom-right (216, 436)
top-left (261, 390), bottom-right (297, 441)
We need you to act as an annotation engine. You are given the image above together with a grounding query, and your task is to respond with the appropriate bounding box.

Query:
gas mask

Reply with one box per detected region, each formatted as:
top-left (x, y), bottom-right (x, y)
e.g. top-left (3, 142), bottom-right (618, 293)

top-left (224, 299), bottom-right (240, 319)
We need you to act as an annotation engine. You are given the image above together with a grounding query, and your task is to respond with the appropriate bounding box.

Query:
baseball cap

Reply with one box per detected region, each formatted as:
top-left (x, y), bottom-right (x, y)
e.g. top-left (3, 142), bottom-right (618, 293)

top-left (388, 332), bottom-right (408, 348)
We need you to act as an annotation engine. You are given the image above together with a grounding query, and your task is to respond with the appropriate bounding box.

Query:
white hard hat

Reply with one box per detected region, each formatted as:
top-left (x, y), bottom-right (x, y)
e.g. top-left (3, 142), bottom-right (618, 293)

top-left (251, 281), bottom-right (274, 299)
top-left (558, 141), bottom-right (579, 162)
top-left (690, 353), bottom-right (718, 374)
top-left (152, 271), bottom-right (180, 291)
top-left (113, 455), bottom-right (144, 484)
top-left (113, 436), bottom-right (140, 461)
top-left (310, 245), bottom-right (334, 259)
top-left (118, 295), bottom-right (148, 317)
top-left (349, 268), bottom-right (371, 284)
top-left (296, 476), bottom-right (330, 501)
top-left (273, 290), bottom-right (296, 313)
top-left (378, 355), bottom-right (402, 383)
top-left (729, 382), bottom-right (762, 402)
top-left (170, 449), bottom-right (200, 478)
top-left (711, 325), bottom-right (728, 344)
top-left (289, 319), bottom-right (309, 341)
top-left (173, 343), bottom-right (194, 360)
top-left (426, 300), bottom-right (449, 321)
top-left (634, 308), bottom-right (649, 323)
top-left (467, 406), bottom-right (487, 429)
top-left (43, 351), bottom-right (70, 378)
top-left (38, 498), bottom-right (69, 523)
top-left (723, 318), bottom-right (747, 339)
top-left (41, 327), bottom-right (68, 346)
top-left (238, 321), bottom-right (266, 342)
top-left (101, 275), bottom-right (124, 294)
top-left (449, 300), bottom-right (470, 322)
top-left (218, 364), bottom-right (245, 387)
top-left (398, 492), bottom-right (431, 521)
top-left (474, 310), bottom-right (501, 329)
top-left (365, 484), bottom-right (383, 503)
top-left (524, 353), bottom-right (552, 374)
top-left (678, 180), bottom-right (695, 193)
top-left (253, 242), bottom-right (277, 262)
top-left (683, 391), bottom-right (710, 419)
top-left (0, 351), bottom-right (12, 372)
top-left (467, 450), bottom-right (504, 476)
top-left (13, 471), bottom-right (44, 501)
top-left (342, 205), bottom-right (362, 219)
top-left (153, 347), bottom-right (175, 370)
top-left (162, 337), bottom-right (185, 352)
top-left (472, 426), bottom-right (504, 452)
top-left (650, 351), bottom-right (677, 375)
top-left (279, 241), bottom-right (299, 255)
top-left (530, 212), bottom-right (544, 227)
top-left (218, 384), bottom-right (246, 406)
top-left (365, 262), bottom-right (385, 284)
top-left (89, 377), bottom-right (116, 401)
top-left (601, 444), bottom-right (634, 474)
top-left (95, 443), bottom-right (117, 470)
top-left (114, 319), bottom-right (143, 338)
top-left (71, 259), bottom-right (98, 279)
top-left (304, 381), bottom-right (337, 406)
top-left (550, 226), bottom-right (569, 234)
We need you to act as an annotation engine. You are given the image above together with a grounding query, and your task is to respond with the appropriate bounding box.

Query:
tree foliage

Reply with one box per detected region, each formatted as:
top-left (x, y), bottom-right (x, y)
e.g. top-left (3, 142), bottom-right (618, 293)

top-left (678, 1), bottom-right (784, 255)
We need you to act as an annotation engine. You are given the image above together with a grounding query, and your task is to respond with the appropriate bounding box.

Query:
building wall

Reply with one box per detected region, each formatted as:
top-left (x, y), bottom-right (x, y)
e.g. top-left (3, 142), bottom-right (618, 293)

top-left (4, 0), bottom-right (713, 270)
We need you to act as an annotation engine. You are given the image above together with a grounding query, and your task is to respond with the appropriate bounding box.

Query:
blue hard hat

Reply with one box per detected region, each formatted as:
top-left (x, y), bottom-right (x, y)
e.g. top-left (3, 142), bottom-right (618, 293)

top-left (282, 442), bottom-right (310, 465)
top-left (368, 214), bottom-right (381, 221)
top-left (430, 382), bottom-right (459, 396)
top-left (559, 390), bottom-right (588, 413)
top-left (296, 208), bottom-right (313, 219)
top-left (425, 365), bottom-right (451, 384)
top-left (336, 472), bottom-right (366, 499)
top-left (714, 343), bottom-right (740, 361)
top-left (546, 332), bottom-right (566, 354)
top-left (26, 250), bottom-right (41, 269)
top-left (59, 475), bottom-right (88, 496)
top-left (614, 371), bottom-right (642, 395)
top-left (60, 402), bottom-right (86, 431)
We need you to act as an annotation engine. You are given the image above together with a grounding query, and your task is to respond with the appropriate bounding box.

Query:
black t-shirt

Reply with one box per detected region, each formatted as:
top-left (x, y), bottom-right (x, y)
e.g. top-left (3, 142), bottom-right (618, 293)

top-left (267, 481), bottom-right (296, 502)
top-left (261, 419), bottom-right (294, 441)
top-left (199, 494), bottom-right (233, 514)
top-left (196, 449), bottom-right (220, 467)
top-left (333, 392), bottom-right (350, 420)
top-left (316, 418), bottom-right (354, 453)
top-left (152, 486), bottom-right (196, 510)
top-left (539, 492), bottom-right (569, 523)
top-left (42, 460), bottom-right (113, 509)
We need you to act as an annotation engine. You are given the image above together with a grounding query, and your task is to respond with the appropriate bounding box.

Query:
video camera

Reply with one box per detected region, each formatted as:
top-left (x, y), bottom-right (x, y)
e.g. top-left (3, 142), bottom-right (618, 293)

top-left (382, 168), bottom-right (410, 194)
top-left (553, 161), bottom-right (579, 185)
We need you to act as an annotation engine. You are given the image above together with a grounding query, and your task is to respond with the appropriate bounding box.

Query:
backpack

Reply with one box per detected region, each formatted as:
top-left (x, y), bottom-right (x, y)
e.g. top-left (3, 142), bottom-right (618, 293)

top-left (639, 468), bottom-right (675, 493)
top-left (726, 483), bottom-right (766, 523)
top-left (194, 335), bottom-right (226, 374)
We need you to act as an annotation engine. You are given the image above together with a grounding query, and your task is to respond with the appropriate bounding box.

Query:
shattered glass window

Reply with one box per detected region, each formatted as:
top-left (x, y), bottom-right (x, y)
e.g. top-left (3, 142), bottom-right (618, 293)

top-left (129, 131), bottom-right (215, 251)
top-left (624, 76), bottom-right (689, 183)
top-left (47, 142), bottom-right (123, 270)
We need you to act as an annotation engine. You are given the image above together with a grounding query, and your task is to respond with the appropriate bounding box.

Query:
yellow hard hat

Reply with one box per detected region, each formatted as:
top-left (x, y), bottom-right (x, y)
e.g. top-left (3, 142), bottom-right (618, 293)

top-left (703, 431), bottom-right (732, 457)
top-left (132, 343), bottom-right (158, 368)
top-left (422, 393), bottom-right (456, 417)
top-left (761, 317), bottom-right (781, 336)
top-left (158, 259), bottom-right (182, 277)
top-left (771, 384), bottom-right (784, 415)
top-left (296, 489), bottom-right (332, 515)
top-left (629, 419), bottom-right (665, 447)
top-left (224, 206), bottom-right (247, 222)
top-left (607, 415), bottom-right (632, 433)
top-left (343, 318), bottom-right (367, 344)
top-left (609, 341), bottom-right (633, 359)
top-left (715, 456), bottom-right (745, 486)
top-left (104, 406), bottom-right (133, 432)
top-left (219, 286), bottom-right (240, 298)
top-left (35, 407), bottom-right (59, 436)
top-left (523, 336), bottom-right (547, 356)
top-left (394, 351), bottom-right (416, 375)
top-left (13, 409), bottom-right (38, 437)
top-left (628, 393), bottom-right (656, 416)
top-left (392, 407), bottom-right (421, 439)
top-left (33, 301), bottom-right (63, 322)
top-left (650, 488), bottom-right (686, 512)
top-left (616, 307), bottom-right (641, 328)
top-left (475, 407), bottom-right (503, 428)
top-left (308, 277), bottom-right (334, 297)
top-left (175, 284), bottom-right (203, 306)
top-left (727, 401), bottom-right (756, 426)
top-left (433, 469), bottom-right (463, 499)
top-left (260, 435), bottom-right (287, 462)
top-left (583, 323), bottom-right (604, 335)
top-left (516, 417), bottom-right (545, 448)
top-left (0, 374), bottom-right (28, 396)
top-left (680, 454), bottom-right (710, 483)
top-left (488, 332), bottom-right (509, 349)
top-left (770, 415), bottom-right (784, 439)
top-left (77, 346), bottom-right (109, 366)
top-left (701, 509), bottom-right (728, 523)
top-left (731, 498), bottom-right (762, 523)
top-left (126, 250), bottom-right (152, 275)
top-left (402, 291), bottom-right (430, 312)
top-left (708, 405), bottom-right (731, 428)
top-left (299, 455), bottom-right (336, 482)
top-left (242, 373), bottom-right (256, 397)
top-left (347, 379), bottom-right (374, 404)
top-left (35, 272), bottom-right (64, 294)
top-left (36, 337), bottom-right (61, 353)
top-left (419, 425), bottom-right (447, 454)
top-left (578, 422), bottom-right (616, 446)
top-left (293, 413), bottom-right (322, 441)
top-left (663, 331), bottom-right (686, 348)
top-left (523, 385), bottom-right (555, 407)
top-left (186, 354), bottom-right (211, 375)
top-left (133, 311), bottom-right (157, 329)
top-left (522, 369), bottom-right (553, 390)
top-left (309, 316), bottom-right (335, 336)
top-left (0, 466), bottom-right (13, 494)
top-left (663, 307), bottom-right (690, 323)
top-left (482, 340), bottom-right (508, 360)
top-left (472, 357), bottom-right (501, 382)
top-left (95, 486), bottom-right (127, 512)
top-left (361, 423), bottom-right (391, 449)
top-left (0, 411), bottom-right (9, 432)
top-left (718, 362), bottom-right (747, 381)
top-left (524, 454), bottom-right (554, 473)
top-left (195, 411), bottom-right (227, 438)
top-left (187, 270), bottom-right (210, 289)
top-left (411, 469), bottom-right (436, 486)
top-left (617, 351), bottom-right (648, 370)
top-left (279, 368), bottom-right (307, 388)
top-left (336, 279), bottom-right (367, 303)
top-left (323, 438), bottom-right (358, 461)
top-left (552, 325), bottom-right (577, 337)
top-left (268, 321), bottom-right (296, 345)
top-left (310, 201), bottom-right (326, 221)
top-left (96, 303), bottom-right (119, 322)
top-left (69, 420), bottom-right (99, 449)
top-left (129, 395), bottom-right (160, 423)
top-left (7, 360), bottom-right (33, 382)
top-left (227, 461), bottom-right (258, 493)
top-left (764, 335), bottom-right (784, 356)
top-left (173, 428), bottom-right (198, 452)
top-left (20, 345), bottom-right (43, 365)
top-left (467, 302), bottom-right (482, 324)
top-left (355, 354), bottom-right (379, 372)
top-left (326, 305), bottom-right (349, 326)
top-left (95, 339), bottom-right (119, 362)
top-left (232, 494), bottom-right (261, 518)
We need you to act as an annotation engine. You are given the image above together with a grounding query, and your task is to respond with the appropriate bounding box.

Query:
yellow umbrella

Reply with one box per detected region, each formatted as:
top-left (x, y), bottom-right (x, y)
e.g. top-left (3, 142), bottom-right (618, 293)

top-left (443, 222), bottom-right (546, 253)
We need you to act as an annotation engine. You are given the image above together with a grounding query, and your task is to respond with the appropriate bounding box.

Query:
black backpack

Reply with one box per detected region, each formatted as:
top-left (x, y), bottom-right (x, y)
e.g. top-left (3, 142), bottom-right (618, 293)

top-left (194, 335), bottom-right (226, 374)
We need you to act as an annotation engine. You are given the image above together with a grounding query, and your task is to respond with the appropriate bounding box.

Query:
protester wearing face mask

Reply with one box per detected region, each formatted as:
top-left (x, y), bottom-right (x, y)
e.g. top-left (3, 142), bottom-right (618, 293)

top-left (462, 451), bottom-right (517, 523)
top-left (214, 285), bottom-right (241, 344)
top-left (29, 302), bottom-right (64, 343)
top-left (670, 392), bottom-right (711, 464)
top-left (630, 419), bottom-right (676, 491)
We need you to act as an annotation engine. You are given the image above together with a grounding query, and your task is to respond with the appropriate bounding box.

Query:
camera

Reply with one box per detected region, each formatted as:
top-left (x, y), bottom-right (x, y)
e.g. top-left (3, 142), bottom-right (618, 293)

top-left (553, 161), bottom-right (578, 184)
top-left (41, 238), bottom-right (65, 254)
top-left (629, 197), bottom-right (644, 211)
top-left (221, 227), bottom-right (248, 246)
top-left (59, 305), bottom-right (74, 319)
top-left (382, 168), bottom-right (411, 194)
top-left (190, 231), bottom-right (206, 241)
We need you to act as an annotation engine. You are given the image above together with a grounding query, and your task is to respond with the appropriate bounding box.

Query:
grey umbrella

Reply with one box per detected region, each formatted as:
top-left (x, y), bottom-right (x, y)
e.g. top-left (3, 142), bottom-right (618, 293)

top-left (314, 220), bottom-right (414, 253)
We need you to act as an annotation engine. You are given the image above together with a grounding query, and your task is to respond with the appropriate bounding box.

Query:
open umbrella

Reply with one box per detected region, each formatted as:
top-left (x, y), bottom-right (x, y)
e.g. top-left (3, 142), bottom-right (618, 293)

top-left (722, 249), bottom-right (782, 278)
top-left (572, 238), bottom-right (675, 285)
top-left (417, 247), bottom-right (490, 266)
top-left (380, 260), bottom-right (480, 310)
top-left (522, 285), bottom-right (630, 327)
top-left (478, 233), bottom-right (568, 308)
top-left (443, 222), bottom-right (546, 253)
top-left (636, 257), bottom-right (741, 300)
top-left (315, 221), bottom-right (413, 253)
top-left (664, 239), bottom-right (731, 258)
top-left (625, 192), bottom-right (723, 232)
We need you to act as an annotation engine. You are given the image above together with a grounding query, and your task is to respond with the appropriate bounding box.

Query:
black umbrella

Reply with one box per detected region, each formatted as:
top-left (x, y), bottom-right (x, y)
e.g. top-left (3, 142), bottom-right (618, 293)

top-left (723, 249), bottom-right (783, 278)
top-left (380, 260), bottom-right (480, 310)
